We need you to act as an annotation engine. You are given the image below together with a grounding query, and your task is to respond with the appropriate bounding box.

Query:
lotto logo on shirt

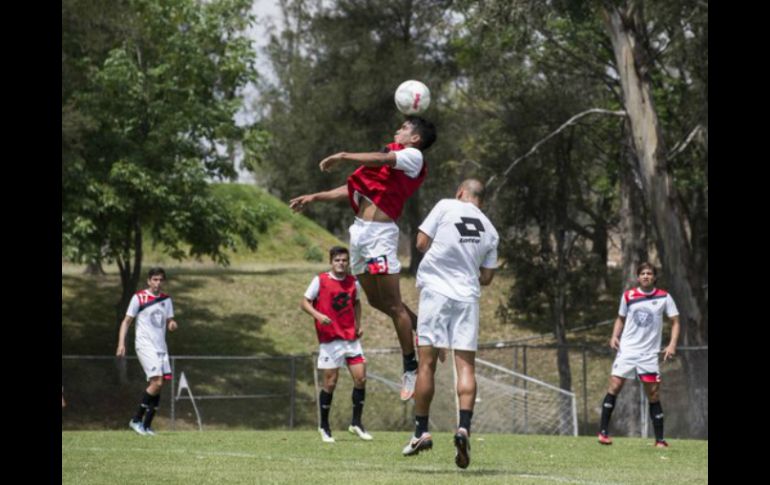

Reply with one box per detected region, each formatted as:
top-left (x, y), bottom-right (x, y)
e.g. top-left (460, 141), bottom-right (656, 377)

top-left (332, 292), bottom-right (351, 311)
top-left (454, 217), bottom-right (485, 242)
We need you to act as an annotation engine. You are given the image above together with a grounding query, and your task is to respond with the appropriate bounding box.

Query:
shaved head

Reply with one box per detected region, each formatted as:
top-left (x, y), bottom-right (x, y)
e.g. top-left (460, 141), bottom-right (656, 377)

top-left (457, 178), bottom-right (486, 205)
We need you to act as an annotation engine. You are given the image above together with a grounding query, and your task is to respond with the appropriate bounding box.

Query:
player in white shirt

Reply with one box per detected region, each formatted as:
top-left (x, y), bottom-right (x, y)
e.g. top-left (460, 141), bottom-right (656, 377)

top-left (598, 262), bottom-right (680, 448)
top-left (402, 179), bottom-right (499, 470)
top-left (116, 267), bottom-right (178, 436)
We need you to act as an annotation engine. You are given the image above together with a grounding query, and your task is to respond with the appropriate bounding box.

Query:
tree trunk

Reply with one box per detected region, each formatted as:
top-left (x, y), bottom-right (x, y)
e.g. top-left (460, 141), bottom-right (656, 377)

top-left (405, 192), bottom-right (423, 275)
top-left (114, 218), bottom-right (143, 385)
top-left (619, 140), bottom-right (648, 289)
top-left (602, 2), bottom-right (707, 437)
top-left (83, 260), bottom-right (106, 276)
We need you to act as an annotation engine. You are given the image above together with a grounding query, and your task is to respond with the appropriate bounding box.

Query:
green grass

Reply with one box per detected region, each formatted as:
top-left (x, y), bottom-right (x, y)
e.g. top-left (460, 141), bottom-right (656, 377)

top-left (62, 430), bottom-right (707, 484)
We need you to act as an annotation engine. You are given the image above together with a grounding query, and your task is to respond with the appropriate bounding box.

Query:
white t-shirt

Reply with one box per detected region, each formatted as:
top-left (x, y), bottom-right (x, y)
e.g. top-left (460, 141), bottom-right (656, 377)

top-left (126, 290), bottom-right (175, 352)
top-left (304, 272), bottom-right (363, 300)
top-left (394, 147), bottom-right (423, 178)
top-left (416, 199), bottom-right (499, 302)
top-left (617, 288), bottom-right (679, 357)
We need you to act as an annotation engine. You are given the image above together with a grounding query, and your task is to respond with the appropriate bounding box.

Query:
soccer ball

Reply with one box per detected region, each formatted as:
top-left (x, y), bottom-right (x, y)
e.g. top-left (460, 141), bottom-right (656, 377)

top-left (394, 80), bottom-right (431, 115)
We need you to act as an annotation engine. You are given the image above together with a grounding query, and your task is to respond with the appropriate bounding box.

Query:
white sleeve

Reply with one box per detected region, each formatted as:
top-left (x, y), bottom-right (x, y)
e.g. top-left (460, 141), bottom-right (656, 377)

top-left (304, 276), bottom-right (321, 301)
top-left (482, 244), bottom-right (498, 269)
top-left (418, 200), bottom-right (446, 239)
top-left (125, 295), bottom-right (140, 317)
top-left (167, 298), bottom-right (175, 319)
top-left (665, 294), bottom-right (679, 317)
top-left (618, 294), bottom-right (628, 317)
top-left (355, 280), bottom-right (362, 300)
top-left (394, 147), bottom-right (424, 178)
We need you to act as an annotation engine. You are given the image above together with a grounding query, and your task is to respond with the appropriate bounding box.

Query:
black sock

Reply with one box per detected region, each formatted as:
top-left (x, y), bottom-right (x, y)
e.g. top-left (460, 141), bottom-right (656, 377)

top-left (459, 409), bottom-right (473, 435)
top-left (319, 390), bottom-right (333, 431)
top-left (133, 391), bottom-right (153, 422)
top-left (143, 393), bottom-right (161, 429)
top-left (415, 415), bottom-right (429, 437)
top-left (649, 401), bottom-right (664, 441)
top-left (403, 353), bottom-right (418, 372)
top-left (351, 388), bottom-right (365, 427)
top-left (600, 393), bottom-right (617, 435)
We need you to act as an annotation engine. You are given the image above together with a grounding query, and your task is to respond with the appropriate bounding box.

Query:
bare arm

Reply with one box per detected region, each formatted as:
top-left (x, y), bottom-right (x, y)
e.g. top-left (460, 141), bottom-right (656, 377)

top-left (663, 315), bottom-right (680, 361)
top-left (300, 298), bottom-right (332, 325)
top-left (116, 315), bottom-right (134, 357)
top-left (609, 316), bottom-right (625, 350)
top-left (416, 231), bottom-right (432, 253)
top-left (479, 267), bottom-right (496, 286)
top-left (354, 299), bottom-right (362, 338)
top-left (320, 151), bottom-right (397, 172)
top-left (289, 185), bottom-right (348, 213)
top-left (167, 318), bottom-right (178, 332)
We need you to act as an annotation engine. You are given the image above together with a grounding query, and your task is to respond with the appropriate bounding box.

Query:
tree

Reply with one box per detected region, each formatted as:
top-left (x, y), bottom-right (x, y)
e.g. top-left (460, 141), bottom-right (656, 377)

top-left (62, 0), bottom-right (270, 328)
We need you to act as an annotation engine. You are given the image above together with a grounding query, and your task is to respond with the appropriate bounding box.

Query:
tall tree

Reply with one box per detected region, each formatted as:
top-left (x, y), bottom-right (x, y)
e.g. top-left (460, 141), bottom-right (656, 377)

top-left (62, 0), bottom-right (270, 328)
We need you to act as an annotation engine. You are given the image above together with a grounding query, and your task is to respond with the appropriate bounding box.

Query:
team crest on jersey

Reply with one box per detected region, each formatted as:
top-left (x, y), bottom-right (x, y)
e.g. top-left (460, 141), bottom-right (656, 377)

top-left (634, 309), bottom-right (654, 327)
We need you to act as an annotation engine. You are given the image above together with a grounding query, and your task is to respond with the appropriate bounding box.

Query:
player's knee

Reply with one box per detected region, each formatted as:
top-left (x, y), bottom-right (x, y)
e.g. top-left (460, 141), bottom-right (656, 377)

top-left (354, 376), bottom-right (366, 388)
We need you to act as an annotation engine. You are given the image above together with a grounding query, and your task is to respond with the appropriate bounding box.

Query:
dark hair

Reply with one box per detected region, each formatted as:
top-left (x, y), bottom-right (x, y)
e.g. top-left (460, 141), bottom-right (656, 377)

top-left (405, 115), bottom-right (437, 151)
top-left (636, 262), bottom-right (656, 276)
top-left (147, 267), bottom-right (166, 279)
top-left (329, 246), bottom-right (349, 262)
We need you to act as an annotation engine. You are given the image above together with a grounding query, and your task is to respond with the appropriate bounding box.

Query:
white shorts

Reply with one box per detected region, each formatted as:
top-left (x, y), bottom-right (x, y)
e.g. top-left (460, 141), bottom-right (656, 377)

top-left (417, 288), bottom-right (479, 351)
top-left (611, 352), bottom-right (661, 382)
top-left (136, 347), bottom-right (172, 381)
top-left (317, 339), bottom-right (366, 369)
top-left (349, 218), bottom-right (401, 275)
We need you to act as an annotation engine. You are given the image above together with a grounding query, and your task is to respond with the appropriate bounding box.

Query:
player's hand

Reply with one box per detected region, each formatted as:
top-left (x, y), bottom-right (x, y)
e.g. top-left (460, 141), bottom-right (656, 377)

top-left (319, 153), bottom-right (346, 172)
top-left (319, 314), bottom-right (332, 325)
top-left (609, 336), bottom-right (620, 351)
top-left (289, 194), bottom-right (314, 213)
top-left (116, 344), bottom-right (126, 358)
top-left (662, 344), bottom-right (676, 361)
top-left (355, 328), bottom-right (363, 338)
top-left (168, 320), bottom-right (178, 332)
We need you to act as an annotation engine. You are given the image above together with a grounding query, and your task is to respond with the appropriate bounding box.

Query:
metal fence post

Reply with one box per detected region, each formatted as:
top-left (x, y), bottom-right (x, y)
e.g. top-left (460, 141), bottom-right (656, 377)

top-left (289, 356), bottom-right (296, 429)
top-left (582, 347), bottom-right (588, 434)
top-left (523, 345), bottom-right (528, 433)
top-left (171, 357), bottom-right (175, 431)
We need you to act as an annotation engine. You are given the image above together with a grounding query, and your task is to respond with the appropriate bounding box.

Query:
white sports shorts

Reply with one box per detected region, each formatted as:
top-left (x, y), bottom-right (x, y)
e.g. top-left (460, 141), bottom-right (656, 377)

top-left (136, 346), bottom-right (172, 381)
top-left (611, 351), bottom-right (661, 382)
top-left (417, 288), bottom-right (479, 351)
top-left (349, 217), bottom-right (401, 275)
top-left (317, 339), bottom-right (366, 369)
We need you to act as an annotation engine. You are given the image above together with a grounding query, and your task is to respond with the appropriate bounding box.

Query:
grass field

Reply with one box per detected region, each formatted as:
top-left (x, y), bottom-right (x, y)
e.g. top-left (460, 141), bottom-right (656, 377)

top-left (62, 430), bottom-right (707, 484)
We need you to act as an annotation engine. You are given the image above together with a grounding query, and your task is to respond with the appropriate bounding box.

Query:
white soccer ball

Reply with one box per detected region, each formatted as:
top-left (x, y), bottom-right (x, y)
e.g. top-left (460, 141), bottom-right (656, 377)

top-left (394, 80), bottom-right (431, 115)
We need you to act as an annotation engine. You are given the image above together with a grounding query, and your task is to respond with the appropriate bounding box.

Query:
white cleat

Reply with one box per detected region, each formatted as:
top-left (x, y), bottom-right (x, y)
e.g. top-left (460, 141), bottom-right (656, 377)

top-left (348, 424), bottom-right (373, 441)
top-left (129, 420), bottom-right (147, 436)
top-left (402, 432), bottom-right (433, 456)
top-left (400, 370), bottom-right (417, 401)
top-left (319, 428), bottom-right (335, 443)
top-left (143, 427), bottom-right (157, 436)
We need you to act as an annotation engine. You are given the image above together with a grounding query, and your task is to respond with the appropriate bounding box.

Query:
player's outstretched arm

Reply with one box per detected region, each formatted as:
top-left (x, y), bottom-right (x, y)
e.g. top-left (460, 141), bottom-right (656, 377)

top-left (320, 152), bottom-right (397, 171)
top-left (290, 185), bottom-right (348, 212)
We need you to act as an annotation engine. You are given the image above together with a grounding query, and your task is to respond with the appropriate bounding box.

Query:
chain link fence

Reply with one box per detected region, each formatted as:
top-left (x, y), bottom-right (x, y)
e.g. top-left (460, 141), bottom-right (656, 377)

top-left (62, 345), bottom-right (706, 438)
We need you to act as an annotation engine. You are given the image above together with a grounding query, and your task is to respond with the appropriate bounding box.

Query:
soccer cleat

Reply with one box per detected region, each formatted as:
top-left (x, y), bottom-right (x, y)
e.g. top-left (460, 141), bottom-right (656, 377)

top-left (129, 419), bottom-right (147, 436)
top-left (654, 440), bottom-right (669, 448)
top-left (400, 370), bottom-right (417, 401)
top-left (348, 424), bottom-right (373, 441)
top-left (597, 432), bottom-right (612, 445)
top-left (143, 427), bottom-right (157, 436)
top-left (402, 432), bottom-right (433, 456)
top-left (318, 427), bottom-right (335, 443)
top-left (454, 428), bottom-right (471, 469)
